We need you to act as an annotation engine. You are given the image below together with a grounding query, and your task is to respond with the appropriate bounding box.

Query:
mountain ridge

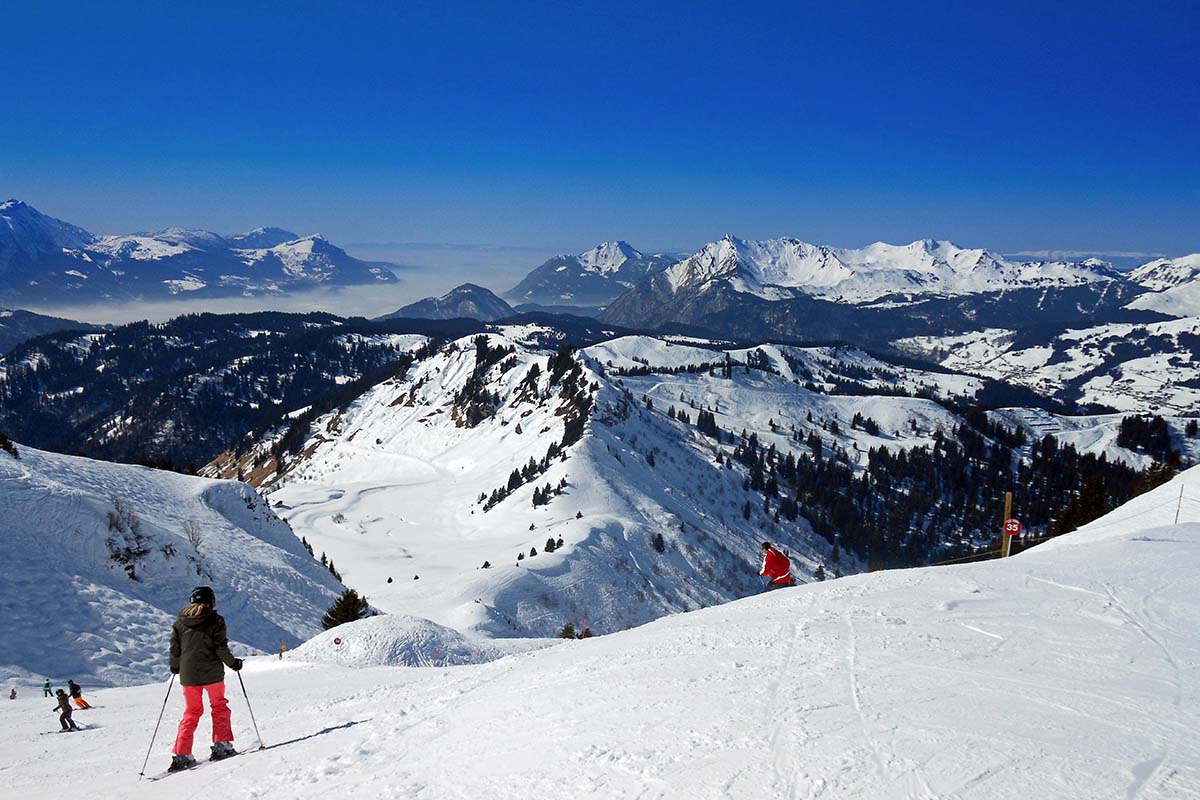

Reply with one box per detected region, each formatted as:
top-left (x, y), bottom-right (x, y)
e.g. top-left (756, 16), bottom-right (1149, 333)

top-left (381, 283), bottom-right (514, 321)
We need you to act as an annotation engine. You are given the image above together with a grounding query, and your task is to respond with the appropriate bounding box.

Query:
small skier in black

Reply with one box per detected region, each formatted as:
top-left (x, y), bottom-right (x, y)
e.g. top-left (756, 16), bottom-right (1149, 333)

top-left (67, 679), bottom-right (92, 709)
top-left (52, 689), bottom-right (79, 731)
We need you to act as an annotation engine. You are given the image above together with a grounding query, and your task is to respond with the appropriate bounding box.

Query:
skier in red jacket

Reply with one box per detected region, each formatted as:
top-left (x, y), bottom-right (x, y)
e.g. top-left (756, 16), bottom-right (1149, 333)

top-left (760, 542), bottom-right (794, 590)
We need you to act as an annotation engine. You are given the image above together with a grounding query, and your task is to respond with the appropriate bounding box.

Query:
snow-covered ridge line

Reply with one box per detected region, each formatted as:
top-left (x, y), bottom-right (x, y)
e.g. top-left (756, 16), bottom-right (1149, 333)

top-left (662, 234), bottom-right (1124, 302)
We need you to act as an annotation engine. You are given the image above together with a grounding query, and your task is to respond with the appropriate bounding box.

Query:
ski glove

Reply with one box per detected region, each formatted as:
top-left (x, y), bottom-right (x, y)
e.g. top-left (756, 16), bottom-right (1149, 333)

top-left (231, 658), bottom-right (244, 671)
top-left (170, 665), bottom-right (179, 674)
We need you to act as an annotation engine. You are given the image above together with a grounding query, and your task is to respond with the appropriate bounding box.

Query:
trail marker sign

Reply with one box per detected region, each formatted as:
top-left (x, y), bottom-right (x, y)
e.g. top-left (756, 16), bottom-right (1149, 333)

top-left (1004, 519), bottom-right (1022, 537)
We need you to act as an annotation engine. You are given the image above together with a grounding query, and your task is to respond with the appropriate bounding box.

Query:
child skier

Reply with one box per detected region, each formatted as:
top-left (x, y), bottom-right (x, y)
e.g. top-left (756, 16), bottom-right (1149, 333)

top-left (167, 586), bottom-right (244, 772)
top-left (52, 688), bottom-right (79, 731)
top-left (42, 679), bottom-right (52, 698)
top-left (759, 541), bottom-right (795, 590)
top-left (67, 679), bottom-right (92, 709)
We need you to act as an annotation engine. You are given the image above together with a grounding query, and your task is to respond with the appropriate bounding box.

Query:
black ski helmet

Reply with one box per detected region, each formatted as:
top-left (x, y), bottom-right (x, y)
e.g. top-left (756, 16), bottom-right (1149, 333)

top-left (761, 541), bottom-right (772, 550)
top-left (190, 586), bottom-right (216, 606)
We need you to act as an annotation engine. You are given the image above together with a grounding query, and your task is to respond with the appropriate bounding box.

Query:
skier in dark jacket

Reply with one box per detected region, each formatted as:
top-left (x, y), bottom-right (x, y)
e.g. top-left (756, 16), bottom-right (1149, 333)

top-left (52, 689), bottom-right (79, 731)
top-left (67, 679), bottom-right (92, 709)
top-left (167, 586), bottom-right (244, 772)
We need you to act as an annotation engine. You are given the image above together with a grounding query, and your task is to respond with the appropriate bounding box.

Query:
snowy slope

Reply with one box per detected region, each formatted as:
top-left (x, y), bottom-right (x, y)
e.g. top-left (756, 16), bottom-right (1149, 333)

top-left (4, 466), bottom-right (1198, 799)
top-left (896, 316), bottom-right (1200, 413)
top-left (0, 444), bottom-right (344, 687)
top-left (1127, 254), bottom-right (1200, 317)
top-left (211, 332), bottom-right (1016, 645)
top-left (988, 407), bottom-right (1200, 468)
top-left (249, 332), bottom-right (840, 639)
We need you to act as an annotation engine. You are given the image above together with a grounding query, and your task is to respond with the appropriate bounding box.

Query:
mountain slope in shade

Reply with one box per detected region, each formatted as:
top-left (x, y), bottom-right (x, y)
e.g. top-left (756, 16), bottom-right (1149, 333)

top-left (4, 466), bottom-right (1198, 799)
top-left (0, 199), bottom-right (95, 273)
top-left (505, 241), bottom-right (677, 306)
top-left (0, 443), bottom-right (344, 687)
top-left (381, 283), bottom-right (514, 321)
top-left (0, 308), bottom-right (99, 355)
top-left (1127, 253), bottom-right (1200, 317)
top-left (0, 200), bottom-right (399, 303)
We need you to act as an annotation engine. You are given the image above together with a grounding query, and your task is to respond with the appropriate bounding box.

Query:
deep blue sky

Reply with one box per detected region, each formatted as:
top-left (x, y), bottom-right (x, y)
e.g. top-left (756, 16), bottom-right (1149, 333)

top-left (4, 1), bottom-right (1198, 258)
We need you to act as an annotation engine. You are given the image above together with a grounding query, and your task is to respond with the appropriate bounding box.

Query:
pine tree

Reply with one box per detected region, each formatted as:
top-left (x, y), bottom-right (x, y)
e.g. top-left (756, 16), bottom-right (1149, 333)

top-left (322, 588), bottom-right (370, 630)
top-left (559, 623), bottom-right (576, 639)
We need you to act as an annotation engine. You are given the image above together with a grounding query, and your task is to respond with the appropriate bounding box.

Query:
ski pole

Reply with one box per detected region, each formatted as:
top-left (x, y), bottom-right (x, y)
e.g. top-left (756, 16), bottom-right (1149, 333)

top-left (138, 674), bottom-right (175, 779)
top-left (236, 671), bottom-right (266, 750)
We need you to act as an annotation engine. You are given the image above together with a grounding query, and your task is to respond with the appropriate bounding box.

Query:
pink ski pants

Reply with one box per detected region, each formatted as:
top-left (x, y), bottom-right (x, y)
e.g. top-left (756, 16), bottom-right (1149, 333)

top-left (173, 681), bottom-right (233, 755)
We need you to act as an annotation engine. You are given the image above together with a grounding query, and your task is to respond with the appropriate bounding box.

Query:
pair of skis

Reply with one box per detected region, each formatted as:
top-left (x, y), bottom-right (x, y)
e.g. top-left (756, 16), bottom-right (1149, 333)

top-left (146, 748), bottom-right (250, 781)
top-left (40, 724), bottom-right (94, 736)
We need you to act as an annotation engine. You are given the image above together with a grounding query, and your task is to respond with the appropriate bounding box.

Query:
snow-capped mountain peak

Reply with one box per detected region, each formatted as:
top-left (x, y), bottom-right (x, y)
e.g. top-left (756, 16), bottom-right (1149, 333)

top-left (229, 226), bottom-right (301, 249)
top-left (577, 240), bottom-right (644, 274)
top-left (505, 241), bottom-right (677, 306)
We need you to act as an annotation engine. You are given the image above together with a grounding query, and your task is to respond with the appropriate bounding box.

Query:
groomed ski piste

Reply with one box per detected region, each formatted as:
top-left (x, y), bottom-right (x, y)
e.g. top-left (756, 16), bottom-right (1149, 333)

top-left (4, 465), bottom-right (1197, 799)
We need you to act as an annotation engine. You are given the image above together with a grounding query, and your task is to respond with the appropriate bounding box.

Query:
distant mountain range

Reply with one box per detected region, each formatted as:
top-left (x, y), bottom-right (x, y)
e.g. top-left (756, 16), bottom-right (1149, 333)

top-left (596, 234), bottom-right (1200, 343)
top-left (0, 200), bottom-right (399, 303)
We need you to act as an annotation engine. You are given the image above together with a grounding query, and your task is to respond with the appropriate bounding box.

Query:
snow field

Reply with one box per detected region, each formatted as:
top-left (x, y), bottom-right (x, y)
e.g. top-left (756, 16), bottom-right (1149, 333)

top-left (4, 466), bottom-right (1198, 799)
